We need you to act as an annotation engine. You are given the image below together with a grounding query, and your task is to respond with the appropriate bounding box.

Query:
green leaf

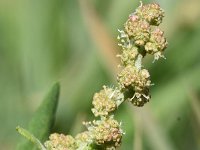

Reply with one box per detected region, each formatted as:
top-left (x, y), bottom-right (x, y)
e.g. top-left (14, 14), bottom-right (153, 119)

top-left (17, 82), bottom-right (60, 150)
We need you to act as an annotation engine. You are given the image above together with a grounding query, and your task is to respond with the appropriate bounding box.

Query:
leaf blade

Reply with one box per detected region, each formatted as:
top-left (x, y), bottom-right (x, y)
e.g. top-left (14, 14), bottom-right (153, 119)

top-left (17, 82), bottom-right (60, 150)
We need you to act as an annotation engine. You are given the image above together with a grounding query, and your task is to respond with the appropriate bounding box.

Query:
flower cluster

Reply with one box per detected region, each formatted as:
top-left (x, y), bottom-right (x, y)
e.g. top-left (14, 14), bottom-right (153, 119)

top-left (117, 1), bottom-right (167, 106)
top-left (117, 46), bottom-right (138, 66)
top-left (44, 117), bottom-right (124, 150)
top-left (125, 16), bottom-right (150, 46)
top-left (135, 2), bottom-right (164, 26)
top-left (44, 134), bottom-right (77, 150)
top-left (84, 116), bottom-right (123, 149)
top-left (92, 86), bottom-right (124, 117)
top-left (118, 2), bottom-right (167, 60)
top-left (43, 2), bottom-right (167, 150)
top-left (145, 28), bottom-right (167, 60)
top-left (117, 65), bottom-right (151, 106)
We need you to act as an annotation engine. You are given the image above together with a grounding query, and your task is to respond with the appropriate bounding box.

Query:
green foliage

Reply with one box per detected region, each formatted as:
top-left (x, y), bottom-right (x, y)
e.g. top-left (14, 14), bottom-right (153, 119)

top-left (16, 83), bottom-right (60, 150)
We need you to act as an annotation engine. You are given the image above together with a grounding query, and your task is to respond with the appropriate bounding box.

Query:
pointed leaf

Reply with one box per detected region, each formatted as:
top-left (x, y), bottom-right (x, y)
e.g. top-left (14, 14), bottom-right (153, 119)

top-left (17, 82), bottom-right (60, 150)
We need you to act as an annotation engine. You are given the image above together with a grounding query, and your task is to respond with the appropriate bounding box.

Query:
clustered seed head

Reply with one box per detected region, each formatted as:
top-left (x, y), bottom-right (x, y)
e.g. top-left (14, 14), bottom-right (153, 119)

top-left (117, 46), bottom-right (139, 66)
top-left (44, 133), bottom-right (77, 150)
top-left (125, 15), bottom-right (150, 46)
top-left (84, 116), bottom-right (123, 149)
top-left (120, 2), bottom-right (167, 61)
top-left (145, 27), bottom-right (168, 60)
top-left (117, 65), bottom-right (150, 90)
top-left (135, 2), bottom-right (164, 26)
top-left (117, 65), bottom-right (151, 106)
top-left (92, 87), bottom-right (116, 117)
top-left (92, 86), bottom-right (124, 117)
top-left (42, 2), bottom-right (167, 150)
top-left (116, 1), bottom-right (167, 107)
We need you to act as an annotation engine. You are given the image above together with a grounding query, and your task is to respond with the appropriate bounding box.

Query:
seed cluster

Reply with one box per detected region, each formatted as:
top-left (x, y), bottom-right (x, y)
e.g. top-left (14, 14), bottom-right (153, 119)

top-left (117, 2), bottom-right (167, 106)
top-left (125, 17), bottom-right (150, 46)
top-left (92, 86), bottom-right (124, 117)
top-left (44, 134), bottom-right (77, 150)
top-left (145, 28), bottom-right (167, 60)
top-left (117, 65), bottom-right (151, 106)
top-left (119, 2), bottom-right (167, 60)
top-left (84, 116), bottom-right (123, 149)
top-left (44, 2), bottom-right (167, 150)
top-left (117, 46), bottom-right (138, 66)
top-left (135, 3), bottom-right (164, 26)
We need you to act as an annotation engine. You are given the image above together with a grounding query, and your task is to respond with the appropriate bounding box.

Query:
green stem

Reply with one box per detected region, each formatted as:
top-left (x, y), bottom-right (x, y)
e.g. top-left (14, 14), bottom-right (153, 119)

top-left (16, 126), bottom-right (46, 150)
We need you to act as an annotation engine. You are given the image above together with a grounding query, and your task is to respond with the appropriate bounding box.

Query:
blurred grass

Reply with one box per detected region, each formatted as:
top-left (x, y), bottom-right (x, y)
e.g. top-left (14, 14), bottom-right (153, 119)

top-left (0, 0), bottom-right (200, 149)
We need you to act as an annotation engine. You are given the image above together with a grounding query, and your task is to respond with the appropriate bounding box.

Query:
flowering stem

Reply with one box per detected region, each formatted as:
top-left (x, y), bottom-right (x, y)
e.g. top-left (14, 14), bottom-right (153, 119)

top-left (43, 2), bottom-right (167, 149)
top-left (16, 2), bottom-right (167, 150)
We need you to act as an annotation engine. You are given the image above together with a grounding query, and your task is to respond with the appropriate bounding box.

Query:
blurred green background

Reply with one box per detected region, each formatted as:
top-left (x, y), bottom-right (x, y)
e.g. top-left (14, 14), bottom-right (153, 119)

top-left (0, 0), bottom-right (200, 149)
